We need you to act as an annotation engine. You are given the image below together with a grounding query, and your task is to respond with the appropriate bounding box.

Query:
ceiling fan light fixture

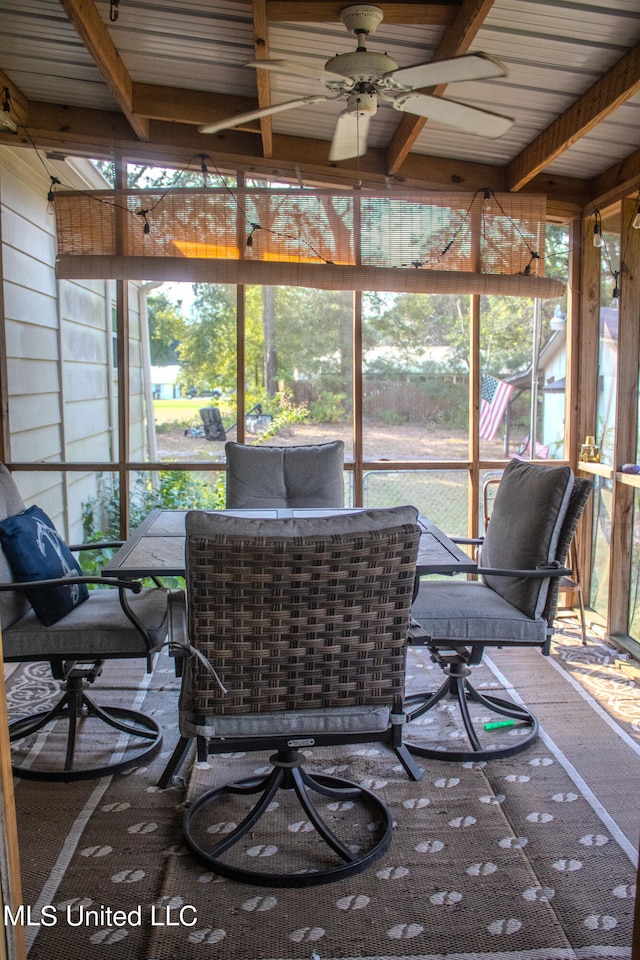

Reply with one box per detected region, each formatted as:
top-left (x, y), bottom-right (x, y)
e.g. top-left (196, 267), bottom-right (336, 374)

top-left (346, 92), bottom-right (377, 117)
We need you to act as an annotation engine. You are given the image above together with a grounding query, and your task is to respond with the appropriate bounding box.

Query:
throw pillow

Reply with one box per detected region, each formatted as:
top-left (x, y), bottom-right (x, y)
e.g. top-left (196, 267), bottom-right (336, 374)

top-left (0, 505), bottom-right (89, 625)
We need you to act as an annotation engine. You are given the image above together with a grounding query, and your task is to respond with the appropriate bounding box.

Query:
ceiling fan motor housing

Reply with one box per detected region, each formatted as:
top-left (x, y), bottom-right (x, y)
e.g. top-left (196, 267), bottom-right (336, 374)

top-left (339, 5), bottom-right (385, 36)
top-left (325, 50), bottom-right (398, 82)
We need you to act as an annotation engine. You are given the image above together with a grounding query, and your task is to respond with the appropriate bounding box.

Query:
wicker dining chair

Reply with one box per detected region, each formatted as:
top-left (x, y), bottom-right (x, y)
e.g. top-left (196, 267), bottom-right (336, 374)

top-left (0, 464), bottom-right (168, 781)
top-left (408, 460), bottom-right (593, 762)
top-left (160, 506), bottom-right (422, 887)
top-left (224, 440), bottom-right (345, 508)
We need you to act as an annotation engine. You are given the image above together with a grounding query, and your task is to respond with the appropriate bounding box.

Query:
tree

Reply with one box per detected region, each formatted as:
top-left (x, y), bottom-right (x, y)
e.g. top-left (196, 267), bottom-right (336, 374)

top-left (147, 292), bottom-right (186, 365)
top-left (177, 284), bottom-right (237, 393)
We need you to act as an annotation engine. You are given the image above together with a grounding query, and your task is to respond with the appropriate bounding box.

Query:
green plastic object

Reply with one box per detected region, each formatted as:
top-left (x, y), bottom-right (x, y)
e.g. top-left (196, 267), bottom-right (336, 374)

top-left (483, 719), bottom-right (516, 730)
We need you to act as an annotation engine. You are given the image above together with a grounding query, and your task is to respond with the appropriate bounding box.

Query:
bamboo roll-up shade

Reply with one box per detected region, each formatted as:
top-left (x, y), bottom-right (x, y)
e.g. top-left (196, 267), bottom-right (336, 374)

top-left (54, 187), bottom-right (560, 296)
top-left (56, 254), bottom-right (565, 298)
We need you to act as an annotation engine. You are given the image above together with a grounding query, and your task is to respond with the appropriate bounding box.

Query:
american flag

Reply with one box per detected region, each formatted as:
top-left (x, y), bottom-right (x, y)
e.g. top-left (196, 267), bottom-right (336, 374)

top-left (479, 375), bottom-right (513, 441)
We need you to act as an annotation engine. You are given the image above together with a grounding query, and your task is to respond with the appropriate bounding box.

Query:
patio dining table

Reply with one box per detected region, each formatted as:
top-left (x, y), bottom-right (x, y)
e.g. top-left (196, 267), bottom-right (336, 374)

top-left (101, 508), bottom-right (477, 581)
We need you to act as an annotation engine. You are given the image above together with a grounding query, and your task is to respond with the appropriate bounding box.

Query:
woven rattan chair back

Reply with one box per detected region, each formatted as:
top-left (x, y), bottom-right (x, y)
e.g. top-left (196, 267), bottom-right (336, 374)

top-left (186, 519), bottom-right (420, 719)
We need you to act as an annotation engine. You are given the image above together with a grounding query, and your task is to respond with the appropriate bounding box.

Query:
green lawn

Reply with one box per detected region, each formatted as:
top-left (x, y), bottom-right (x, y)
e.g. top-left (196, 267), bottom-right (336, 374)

top-left (153, 398), bottom-right (214, 424)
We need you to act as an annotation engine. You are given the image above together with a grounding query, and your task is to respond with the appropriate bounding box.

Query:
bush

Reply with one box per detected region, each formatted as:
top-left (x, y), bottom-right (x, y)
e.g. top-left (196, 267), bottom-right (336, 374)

top-left (81, 470), bottom-right (226, 580)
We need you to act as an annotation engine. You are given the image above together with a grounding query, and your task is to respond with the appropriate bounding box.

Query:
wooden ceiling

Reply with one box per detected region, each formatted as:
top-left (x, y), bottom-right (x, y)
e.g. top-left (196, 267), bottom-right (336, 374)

top-left (2, 0), bottom-right (640, 217)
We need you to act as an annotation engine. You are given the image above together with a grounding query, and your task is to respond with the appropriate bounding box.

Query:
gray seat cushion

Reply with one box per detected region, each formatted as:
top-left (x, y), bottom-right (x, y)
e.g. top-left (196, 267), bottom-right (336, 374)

top-left (480, 458), bottom-right (573, 619)
top-left (225, 440), bottom-right (344, 508)
top-left (2, 586), bottom-right (168, 661)
top-left (411, 579), bottom-right (547, 645)
top-left (179, 702), bottom-right (392, 739)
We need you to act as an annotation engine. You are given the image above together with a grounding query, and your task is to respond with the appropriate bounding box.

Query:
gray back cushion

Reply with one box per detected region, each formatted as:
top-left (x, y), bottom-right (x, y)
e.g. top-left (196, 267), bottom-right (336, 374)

top-left (481, 458), bottom-right (574, 619)
top-left (0, 464), bottom-right (30, 628)
top-left (225, 441), bottom-right (344, 508)
top-left (187, 504), bottom-right (418, 540)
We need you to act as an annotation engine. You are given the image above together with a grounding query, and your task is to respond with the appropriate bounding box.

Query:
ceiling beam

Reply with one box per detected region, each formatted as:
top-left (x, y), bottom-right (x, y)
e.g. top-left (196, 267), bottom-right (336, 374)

top-left (9, 99), bottom-right (585, 216)
top-left (385, 0), bottom-right (496, 175)
top-left (506, 38), bottom-right (640, 192)
top-left (265, 2), bottom-right (458, 24)
top-left (57, 0), bottom-right (150, 141)
top-left (252, 0), bottom-right (274, 157)
top-left (585, 148), bottom-right (640, 215)
top-left (133, 84), bottom-right (262, 132)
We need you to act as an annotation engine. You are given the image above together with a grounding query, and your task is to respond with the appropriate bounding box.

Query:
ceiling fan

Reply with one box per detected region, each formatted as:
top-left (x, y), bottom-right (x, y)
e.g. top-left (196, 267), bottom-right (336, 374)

top-left (199, 4), bottom-right (514, 161)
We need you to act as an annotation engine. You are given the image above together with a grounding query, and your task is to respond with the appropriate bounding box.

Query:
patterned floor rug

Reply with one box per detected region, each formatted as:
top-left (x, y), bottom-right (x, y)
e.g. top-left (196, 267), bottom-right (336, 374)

top-left (7, 623), bottom-right (640, 960)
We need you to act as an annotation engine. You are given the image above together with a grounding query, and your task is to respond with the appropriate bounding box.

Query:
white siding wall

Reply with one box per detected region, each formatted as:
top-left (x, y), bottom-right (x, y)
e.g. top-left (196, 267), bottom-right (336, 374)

top-left (0, 148), bottom-right (148, 540)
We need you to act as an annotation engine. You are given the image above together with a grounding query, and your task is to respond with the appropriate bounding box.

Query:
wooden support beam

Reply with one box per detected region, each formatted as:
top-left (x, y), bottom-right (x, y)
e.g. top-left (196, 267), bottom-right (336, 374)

top-left (265, 2), bottom-right (458, 24)
top-left (507, 40), bottom-right (640, 193)
top-left (386, 0), bottom-right (496, 176)
top-left (133, 84), bottom-right (262, 131)
top-left (252, 0), bottom-right (274, 158)
top-left (11, 99), bottom-right (585, 214)
top-left (58, 0), bottom-right (150, 140)
top-left (575, 215), bottom-right (601, 605)
top-left (587, 146), bottom-right (640, 214)
top-left (608, 199), bottom-right (640, 638)
top-left (0, 637), bottom-right (26, 960)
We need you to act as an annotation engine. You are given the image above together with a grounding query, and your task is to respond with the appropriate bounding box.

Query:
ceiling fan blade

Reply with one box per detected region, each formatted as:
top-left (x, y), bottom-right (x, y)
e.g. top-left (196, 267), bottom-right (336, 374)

top-left (199, 96), bottom-right (328, 134)
top-left (329, 110), bottom-right (371, 161)
top-left (391, 93), bottom-right (513, 139)
top-left (246, 59), bottom-right (346, 84)
top-left (386, 52), bottom-right (508, 91)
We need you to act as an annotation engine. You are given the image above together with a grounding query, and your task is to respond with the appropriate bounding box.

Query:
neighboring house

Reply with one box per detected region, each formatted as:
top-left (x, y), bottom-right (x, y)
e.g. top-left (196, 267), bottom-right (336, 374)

top-left (151, 365), bottom-right (181, 400)
top-left (505, 317), bottom-right (567, 458)
top-left (0, 147), bottom-right (153, 539)
top-left (505, 304), bottom-right (618, 460)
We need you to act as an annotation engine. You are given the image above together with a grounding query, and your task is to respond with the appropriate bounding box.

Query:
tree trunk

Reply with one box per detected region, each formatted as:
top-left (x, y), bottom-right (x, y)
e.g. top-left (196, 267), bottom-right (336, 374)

top-left (262, 285), bottom-right (278, 395)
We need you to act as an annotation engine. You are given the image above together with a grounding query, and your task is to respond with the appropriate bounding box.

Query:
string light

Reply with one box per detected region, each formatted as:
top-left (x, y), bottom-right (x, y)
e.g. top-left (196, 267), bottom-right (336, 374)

top-left (1, 87), bottom-right (17, 133)
top-left (246, 222), bottom-right (260, 256)
top-left (136, 208), bottom-right (151, 234)
top-left (593, 210), bottom-right (603, 248)
top-left (633, 191), bottom-right (640, 229)
top-left (612, 270), bottom-right (620, 299)
top-left (47, 176), bottom-right (60, 216)
top-left (200, 155), bottom-right (209, 187)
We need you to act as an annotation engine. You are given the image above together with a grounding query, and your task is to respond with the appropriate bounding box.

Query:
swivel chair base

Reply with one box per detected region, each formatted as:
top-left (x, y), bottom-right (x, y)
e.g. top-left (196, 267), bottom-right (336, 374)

top-left (184, 747), bottom-right (393, 887)
top-left (9, 663), bottom-right (162, 782)
top-left (405, 658), bottom-right (539, 762)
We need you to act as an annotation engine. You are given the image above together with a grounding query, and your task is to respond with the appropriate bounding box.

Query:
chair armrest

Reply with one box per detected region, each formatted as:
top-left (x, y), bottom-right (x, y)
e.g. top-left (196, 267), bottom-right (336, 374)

top-left (475, 563), bottom-right (572, 579)
top-left (68, 541), bottom-right (124, 552)
top-left (167, 589), bottom-right (188, 650)
top-left (0, 576), bottom-right (142, 592)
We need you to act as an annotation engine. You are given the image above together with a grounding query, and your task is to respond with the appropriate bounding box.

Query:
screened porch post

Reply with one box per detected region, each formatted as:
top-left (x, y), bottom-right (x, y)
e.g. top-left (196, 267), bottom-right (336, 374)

top-left (114, 155), bottom-right (130, 539)
top-left (576, 214), bottom-right (601, 606)
top-left (468, 198), bottom-right (482, 539)
top-left (608, 199), bottom-right (640, 639)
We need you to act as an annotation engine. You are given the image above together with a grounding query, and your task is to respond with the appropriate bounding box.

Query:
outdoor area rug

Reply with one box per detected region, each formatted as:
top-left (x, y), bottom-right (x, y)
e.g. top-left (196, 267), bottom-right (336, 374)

top-left (7, 626), bottom-right (640, 960)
